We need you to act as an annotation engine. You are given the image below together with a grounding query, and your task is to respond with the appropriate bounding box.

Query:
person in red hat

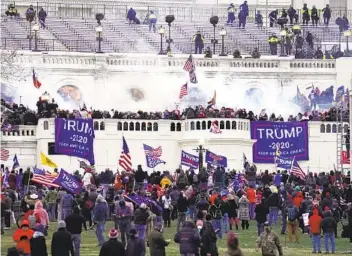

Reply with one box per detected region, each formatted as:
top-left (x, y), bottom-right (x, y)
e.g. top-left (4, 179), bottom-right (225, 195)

top-left (13, 220), bottom-right (34, 255)
top-left (309, 207), bottom-right (322, 253)
top-left (99, 228), bottom-right (125, 256)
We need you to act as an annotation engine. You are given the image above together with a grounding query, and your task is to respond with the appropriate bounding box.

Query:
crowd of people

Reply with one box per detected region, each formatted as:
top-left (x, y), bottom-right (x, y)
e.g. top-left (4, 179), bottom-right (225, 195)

top-left (1, 164), bottom-right (352, 256)
top-left (1, 89), bottom-right (349, 129)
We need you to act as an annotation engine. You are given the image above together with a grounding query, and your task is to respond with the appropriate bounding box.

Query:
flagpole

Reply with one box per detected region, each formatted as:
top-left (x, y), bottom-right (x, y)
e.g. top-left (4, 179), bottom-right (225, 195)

top-left (290, 156), bottom-right (296, 172)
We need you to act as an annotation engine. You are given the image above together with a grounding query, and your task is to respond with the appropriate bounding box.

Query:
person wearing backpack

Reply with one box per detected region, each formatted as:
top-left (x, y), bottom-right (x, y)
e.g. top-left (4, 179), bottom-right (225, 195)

top-left (286, 202), bottom-right (300, 243)
top-left (200, 214), bottom-right (218, 256)
top-left (176, 170), bottom-right (188, 190)
top-left (209, 198), bottom-right (223, 239)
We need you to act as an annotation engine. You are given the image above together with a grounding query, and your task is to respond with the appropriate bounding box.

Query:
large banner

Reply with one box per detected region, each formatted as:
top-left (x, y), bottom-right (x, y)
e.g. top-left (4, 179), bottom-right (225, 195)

top-left (181, 150), bottom-right (199, 169)
top-left (55, 118), bottom-right (95, 165)
top-left (250, 121), bottom-right (309, 163)
top-left (205, 150), bottom-right (227, 167)
top-left (53, 168), bottom-right (83, 194)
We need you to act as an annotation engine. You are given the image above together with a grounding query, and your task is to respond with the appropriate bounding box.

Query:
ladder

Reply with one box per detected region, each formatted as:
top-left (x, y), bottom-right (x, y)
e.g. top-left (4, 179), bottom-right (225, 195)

top-left (336, 106), bottom-right (349, 175)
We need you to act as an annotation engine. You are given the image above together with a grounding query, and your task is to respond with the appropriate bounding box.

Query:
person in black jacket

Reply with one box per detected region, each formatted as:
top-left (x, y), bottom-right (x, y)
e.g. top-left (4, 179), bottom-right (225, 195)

top-left (99, 229), bottom-right (125, 256)
top-left (135, 165), bottom-right (146, 190)
top-left (65, 207), bottom-right (87, 256)
top-left (321, 210), bottom-right (337, 253)
top-left (51, 221), bottom-right (74, 256)
top-left (176, 193), bottom-right (189, 232)
top-left (255, 199), bottom-right (269, 236)
top-left (22, 168), bottom-right (33, 195)
top-left (30, 224), bottom-right (48, 256)
top-left (126, 228), bottom-right (146, 256)
top-left (261, 170), bottom-right (272, 186)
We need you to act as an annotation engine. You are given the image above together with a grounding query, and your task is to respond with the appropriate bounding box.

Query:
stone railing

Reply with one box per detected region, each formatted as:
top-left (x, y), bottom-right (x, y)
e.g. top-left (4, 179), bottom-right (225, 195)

top-left (5, 51), bottom-right (337, 74)
top-left (1, 120), bottom-right (346, 137)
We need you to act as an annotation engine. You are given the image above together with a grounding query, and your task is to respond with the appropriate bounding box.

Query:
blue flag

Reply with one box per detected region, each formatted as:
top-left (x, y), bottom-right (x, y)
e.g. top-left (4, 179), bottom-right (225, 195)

top-left (275, 156), bottom-right (294, 169)
top-left (53, 168), bottom-right (82, 194)
top-left (205, 150), bottom-right (227, 167)
top-left (143, 144), bottom-right (166, 168)
top-left (12, 154), bottom-right (19, 169)
top-left (181, 150), bottom-right (199, 169)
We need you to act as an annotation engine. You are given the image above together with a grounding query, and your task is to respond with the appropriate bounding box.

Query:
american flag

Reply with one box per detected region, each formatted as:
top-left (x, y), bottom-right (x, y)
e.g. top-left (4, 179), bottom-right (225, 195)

top-left (179, 83), bottom-right (188, 99)
top-left (290, 160), bottom-right (306, 180)
top-left (78, 160), bottom-right (94, 173)
top-left (32, 167), bottom-right (59, 187)
top-left (1, 149), bottom-right (9, 161)
top-left (183, 55), bottom-right (197, 84)
top-left (209, 121), bottom-right (222, 134)
top-left (118, 136), bottom-right (132, 172)
top-left (32, 68), bottom-right (42, 89)
top-left (144, 145), bottom-right (162, 159)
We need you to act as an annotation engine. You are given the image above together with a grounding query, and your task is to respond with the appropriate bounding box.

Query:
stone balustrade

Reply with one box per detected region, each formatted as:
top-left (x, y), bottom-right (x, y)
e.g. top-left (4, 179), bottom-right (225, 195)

top-left (4, 51), bottom-right (337, 74)
top-left (1, 120), bottom-right (347, 137)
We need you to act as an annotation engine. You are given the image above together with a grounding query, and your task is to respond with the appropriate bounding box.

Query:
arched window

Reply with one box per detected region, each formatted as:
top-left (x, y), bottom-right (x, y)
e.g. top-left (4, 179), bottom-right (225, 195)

top-left (202, 121), bottom-right (206, 130)
top-left (320, 124), bottom-right (325, 133)
top-left (147, 122), bottom-right (152, 131)
top-left (170, 122), bottom-right (175, 131)
top-left (100, 122), bottom-right (105, 130)
top-left (220, 121), bottom-right (224, 129)
top-left (141, 122), bottom-right (146, 131)
top-left (123, 122), bottom-right (128, 131)
top-left (176, 123), bottom-right (181, 131)
top-left (43, 121), bottom-right (49, 130)
top-left (196, 121), bottom-right (200, 130)
top-left (190, 122), bottom-right (195, 130)
top-left (129, 122), bottom-right (134, 131)
top-left (153, 122), bottom-right (158, 131)
top-left (232, 121), bottom-right (237, 129)
top-left (207, 121), bottom-right (212, 129)
top-left (117, 122), bottom-right (122, 131)
top-left (94, 121), bottom-right (99, 130)
top-left (332, 124), bottom-right (337, 133)
top-left (136, 122), bottom-right (140, 131)
top-left (226, 121), bottom-right (230, 129)
top-left (326, 124), bottom-right (331, 133)
top-left (344, 124), bottom-right (349, 133)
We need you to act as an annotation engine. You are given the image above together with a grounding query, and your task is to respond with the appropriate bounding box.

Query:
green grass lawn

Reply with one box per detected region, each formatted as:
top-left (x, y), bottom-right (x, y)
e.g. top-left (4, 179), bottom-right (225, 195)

top-left (1, 220), bottom-right (351, 256)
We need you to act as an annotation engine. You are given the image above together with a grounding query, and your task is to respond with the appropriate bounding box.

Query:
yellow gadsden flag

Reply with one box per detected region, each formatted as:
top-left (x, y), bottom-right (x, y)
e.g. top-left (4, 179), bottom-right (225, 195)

top-left (40, 152), bottom-right (58, 168)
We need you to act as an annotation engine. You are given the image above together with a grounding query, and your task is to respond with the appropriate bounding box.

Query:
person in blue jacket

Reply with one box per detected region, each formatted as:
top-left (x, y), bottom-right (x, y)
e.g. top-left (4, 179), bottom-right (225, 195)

top-left (127, 7), bottom-right (136, 25)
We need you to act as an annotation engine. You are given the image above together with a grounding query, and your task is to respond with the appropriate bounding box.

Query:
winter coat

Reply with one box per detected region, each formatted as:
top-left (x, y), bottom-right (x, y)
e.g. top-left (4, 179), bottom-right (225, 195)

top-left (265, 193), bottom-right (280, 208)
top-left (8, 173), bottom-right (17, 190)
top-left (134, 208), bottom-right (149, 225)
top-left (22, 171), bottom-right (33, 186)
top-left (238, 196), bottom-right (250, 220)
top-left (321, 211), bottom-right (337, 234)
top-left (200, 221), bottom-right (217, 255)
top-left (93, 201), bottom-right (109, 222)
top-left (30, 231), bottom-right (48, 256)
top-left (34, 201), bottom-right (49, 226)
top-left (322, 196), bottom-right (333, 210)
top-left (177, 195), bottom-right (189, 213)
top-left (228, 199), bottom-right (238, 218)
top-left (309, 208), bottom-right (322, 235)
top-left (65, 212), bottom-right (87, 234)
top-left (126, 237), bottom-right (146, 256)
top-left (255, 202), bottom-right (269, 224)
top-left (246, 188), bottom-right (256, 203)
top-left (51, 228), bottom-right (74, 256)
top-left (148, 229), bottom-right (169, 256)
top-left (174, 221), bottom-right (200, 255)
top-left (99, 238), bottom-right (125, 256)
top-left (293, 192), bottom-right (303, 208)
top-left (135, 169), bottom-right (146, 183)
top-left (13, 221), bottom-right (34, 254)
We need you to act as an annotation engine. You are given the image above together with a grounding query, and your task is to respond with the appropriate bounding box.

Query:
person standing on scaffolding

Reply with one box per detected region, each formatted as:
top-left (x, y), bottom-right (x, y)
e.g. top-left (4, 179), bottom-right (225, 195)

top-left (149, 11), bottom-right (157, 32)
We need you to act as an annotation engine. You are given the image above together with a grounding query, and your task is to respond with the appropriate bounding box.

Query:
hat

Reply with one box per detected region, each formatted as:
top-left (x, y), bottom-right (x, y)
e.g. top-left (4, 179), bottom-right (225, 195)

top-left (21, 220), bottom-right (30, 228)
top-left (129, 228), bottom-right (137, 236)
top-left (140, 203), bottom-right (147, 209)
top-left (324, 206), bottom-right (330, 211)
top-left (58, 220), bottom-right (66, 229)
top-left (109, 228), bottom-right (118, 239)
top-left (29, 194), bottom-right (38, 200)
top-left (264, 221), bottom-right (270, 227)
